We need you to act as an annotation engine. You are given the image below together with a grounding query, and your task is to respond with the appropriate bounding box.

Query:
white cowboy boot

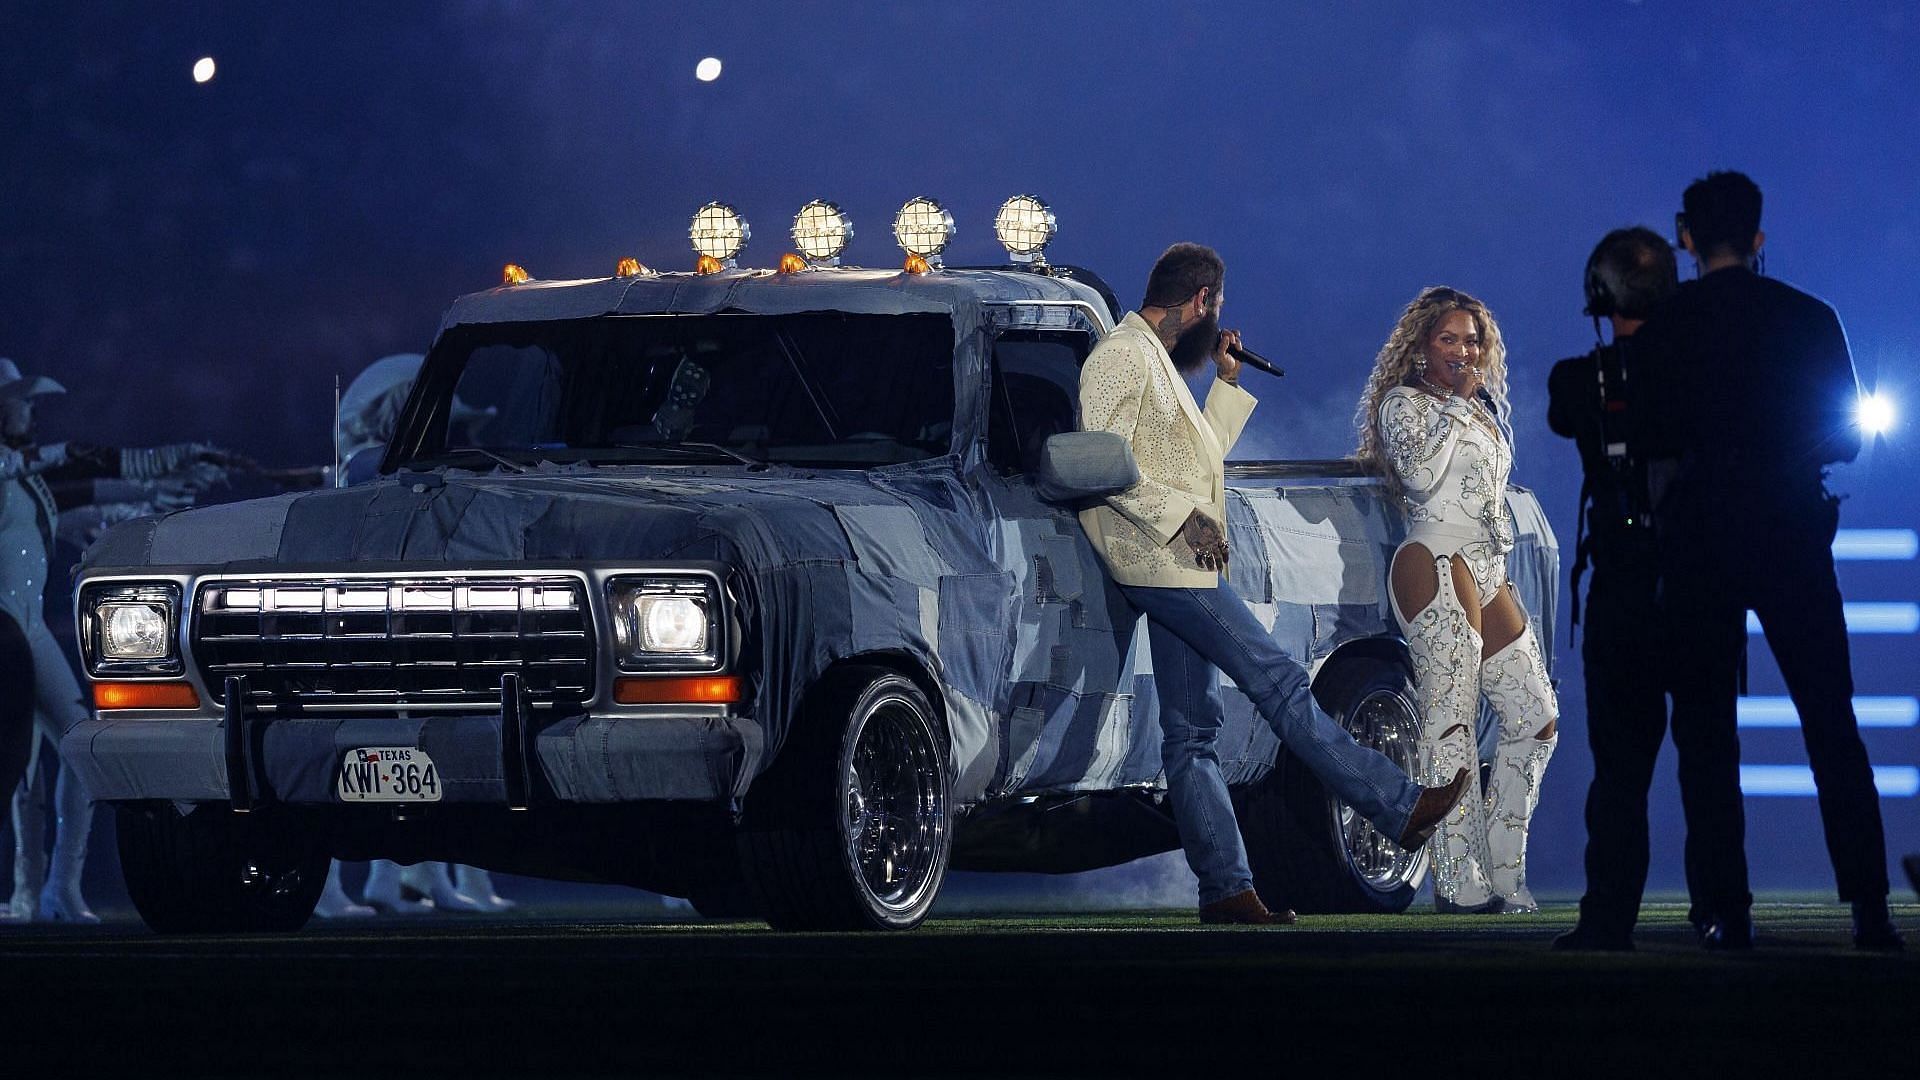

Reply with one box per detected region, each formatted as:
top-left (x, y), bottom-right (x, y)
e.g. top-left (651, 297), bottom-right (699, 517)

top-left (40, 763), bottom-right (98, 924)
top-left (8, 773), bottom-right (47, 920)
top-left (452, 864), bottom-right (516, 913)
top-left (1479, 628), bottom-right (1560, 913)
top-left (362, 860), bottom-right (434, 914)
top-left (400, 861), bottom-right (487, 913)
top-left (1395, 568), bottom-right (1496, 911)
top-left (314, 860), bottom-right (376, 918)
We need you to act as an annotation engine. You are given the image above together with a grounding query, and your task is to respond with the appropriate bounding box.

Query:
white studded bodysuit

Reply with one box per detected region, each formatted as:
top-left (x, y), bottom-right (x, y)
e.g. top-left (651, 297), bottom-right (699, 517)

top-left (1378, 384), bottom-right (1514, 607)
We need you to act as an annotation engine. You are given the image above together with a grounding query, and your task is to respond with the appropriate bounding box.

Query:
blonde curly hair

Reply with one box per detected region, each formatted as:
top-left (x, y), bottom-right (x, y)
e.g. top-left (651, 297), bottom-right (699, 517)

top-left (1353, 286), bottom-right (1512, 492)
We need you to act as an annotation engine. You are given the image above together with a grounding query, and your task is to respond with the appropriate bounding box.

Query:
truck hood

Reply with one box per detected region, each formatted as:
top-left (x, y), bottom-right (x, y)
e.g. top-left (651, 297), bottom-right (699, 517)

top-left (84, 462), bottom-right (975, 572)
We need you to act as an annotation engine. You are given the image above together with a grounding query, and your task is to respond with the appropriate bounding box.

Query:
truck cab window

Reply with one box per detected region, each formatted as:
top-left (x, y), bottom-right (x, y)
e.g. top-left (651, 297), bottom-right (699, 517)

top-left (986, 330), bottom-right (1090, 475)
top-left (405, 312), bottom-right (955, 469)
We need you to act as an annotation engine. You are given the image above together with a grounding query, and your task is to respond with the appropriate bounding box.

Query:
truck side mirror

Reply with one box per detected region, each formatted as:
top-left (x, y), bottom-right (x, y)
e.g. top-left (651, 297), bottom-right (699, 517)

top-left (1034, 431), bottom-right (1139, 508)
top-left (342, 445), bottom-right (386, 487)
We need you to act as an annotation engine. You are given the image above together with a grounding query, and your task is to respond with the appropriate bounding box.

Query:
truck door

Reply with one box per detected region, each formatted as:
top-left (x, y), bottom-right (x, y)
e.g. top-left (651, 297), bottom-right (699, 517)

top-left (977, 325), bottom-right (1151, 795)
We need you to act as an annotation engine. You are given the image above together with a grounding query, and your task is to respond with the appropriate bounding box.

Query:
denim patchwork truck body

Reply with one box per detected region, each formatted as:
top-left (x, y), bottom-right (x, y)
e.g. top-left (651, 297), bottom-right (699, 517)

top-left (67, 266), bottom-right (1556, 904)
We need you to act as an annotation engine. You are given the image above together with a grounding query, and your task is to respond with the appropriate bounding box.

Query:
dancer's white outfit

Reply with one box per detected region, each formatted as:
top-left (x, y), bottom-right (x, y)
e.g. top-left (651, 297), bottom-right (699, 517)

top-left (2, 467), bottom-right (96, 922)
top-left (1379, 384), bottom-right (1558, 911)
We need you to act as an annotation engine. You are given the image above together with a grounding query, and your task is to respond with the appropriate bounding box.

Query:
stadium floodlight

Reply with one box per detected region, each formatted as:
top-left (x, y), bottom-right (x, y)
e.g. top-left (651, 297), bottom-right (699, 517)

top-left (1858, 391), bottom-right (1895, 435)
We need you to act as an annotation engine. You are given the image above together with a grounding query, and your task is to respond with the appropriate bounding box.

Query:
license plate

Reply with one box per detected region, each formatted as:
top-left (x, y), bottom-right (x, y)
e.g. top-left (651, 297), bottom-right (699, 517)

top-left (336, 747), bottom-right (442, 803)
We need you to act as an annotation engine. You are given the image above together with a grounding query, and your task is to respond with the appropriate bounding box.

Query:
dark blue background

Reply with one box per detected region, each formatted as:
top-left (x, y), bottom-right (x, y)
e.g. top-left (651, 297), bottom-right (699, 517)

top-left (3, 1), bottom-right (1914, 898)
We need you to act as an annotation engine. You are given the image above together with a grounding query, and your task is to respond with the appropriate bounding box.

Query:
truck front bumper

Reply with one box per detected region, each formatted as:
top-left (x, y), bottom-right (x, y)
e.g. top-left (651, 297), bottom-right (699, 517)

top-left (61, 712), bottom-right (763, 806)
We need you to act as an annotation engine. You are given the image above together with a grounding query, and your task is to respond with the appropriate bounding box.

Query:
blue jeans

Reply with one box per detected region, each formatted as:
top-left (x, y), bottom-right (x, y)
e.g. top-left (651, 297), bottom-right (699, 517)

top-left (1122, 581), bottom-right (1421, 905)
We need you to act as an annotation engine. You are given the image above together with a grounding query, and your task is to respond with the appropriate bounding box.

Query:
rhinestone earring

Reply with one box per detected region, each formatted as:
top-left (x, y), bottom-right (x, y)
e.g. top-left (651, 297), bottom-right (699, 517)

top-left (1413, 354), bottom-right (1428, 375)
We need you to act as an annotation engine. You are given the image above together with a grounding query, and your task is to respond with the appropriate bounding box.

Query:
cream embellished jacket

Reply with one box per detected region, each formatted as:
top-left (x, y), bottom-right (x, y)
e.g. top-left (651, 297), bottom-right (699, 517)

top-left (1077, 312), bottom-right (1257, 588)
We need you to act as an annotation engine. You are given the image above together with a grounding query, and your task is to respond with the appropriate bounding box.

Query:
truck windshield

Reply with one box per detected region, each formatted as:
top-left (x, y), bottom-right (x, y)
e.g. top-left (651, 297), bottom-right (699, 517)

top-left (400, 312), bottom-right (955, 469)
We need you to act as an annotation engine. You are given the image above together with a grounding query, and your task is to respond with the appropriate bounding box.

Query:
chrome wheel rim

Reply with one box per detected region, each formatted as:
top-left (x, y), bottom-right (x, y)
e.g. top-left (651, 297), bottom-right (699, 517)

top-left (842, 690), bottom-right (947, 916)
top-left (1332, 687), bottom-right (1428, 893)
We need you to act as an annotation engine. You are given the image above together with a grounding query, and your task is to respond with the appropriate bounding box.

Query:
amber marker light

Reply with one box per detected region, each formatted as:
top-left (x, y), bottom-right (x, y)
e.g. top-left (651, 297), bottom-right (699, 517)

top-left (613, 675), bottom-right (744, 706)
top-left (904, 254), bottom-right (932, 275)
top-left (778, 253), bottom-right (807, 274)
top-left (502, 263), bottom-right (531, 285)
top-left (94, 682), bottom-right (200, 710)
top-left (695, 254), bottom-right (725, 275)
top-left (615, 257), bottom-right (651, 278)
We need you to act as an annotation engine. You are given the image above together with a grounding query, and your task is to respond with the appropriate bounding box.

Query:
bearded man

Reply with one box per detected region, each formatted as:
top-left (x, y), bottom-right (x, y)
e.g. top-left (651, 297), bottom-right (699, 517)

top-left (1077, 244), bottom-right (1466, 924)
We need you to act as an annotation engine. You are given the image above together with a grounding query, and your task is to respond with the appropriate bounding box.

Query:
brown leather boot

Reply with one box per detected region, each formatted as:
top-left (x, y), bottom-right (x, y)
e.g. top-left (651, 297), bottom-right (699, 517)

top-left (1198, 889), bottom-right (1296, 925)
top-left (1396, 767), bottom-right (1469, 850)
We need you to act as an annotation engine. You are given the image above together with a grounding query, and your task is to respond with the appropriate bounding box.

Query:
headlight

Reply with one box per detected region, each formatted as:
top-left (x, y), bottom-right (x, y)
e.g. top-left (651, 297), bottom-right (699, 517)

top-left (892, 197), bottom-right (955, 264)
top-left (993, 194), bottom-right (1056, 263)
top-left (81, 582), bottom-right (182, 675)
top-left (103, 603), bottom-right (169, 659)
top-left (641, 596), bottom-right (707, 652)
top-left (608, 577), bottom-right (724, 672)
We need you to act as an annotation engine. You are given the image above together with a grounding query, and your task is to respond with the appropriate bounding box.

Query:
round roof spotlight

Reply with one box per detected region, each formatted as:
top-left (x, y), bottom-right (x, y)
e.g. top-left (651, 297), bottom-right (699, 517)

top-left (892, 196), bottom-right (955, 269)
top-left (791, 200), bottom-right (853, 265)
top-left (994, 195), bottom-right (1057, 266)
top-left (689, 202), bottom-right (749, 271)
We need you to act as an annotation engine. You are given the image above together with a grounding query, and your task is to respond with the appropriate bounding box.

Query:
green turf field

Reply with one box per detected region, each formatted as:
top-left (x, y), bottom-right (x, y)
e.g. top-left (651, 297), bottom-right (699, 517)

top-left (5, 899), bottom-right (1914, 1076)
top-left (912, 898), bottom-right (1904, 942)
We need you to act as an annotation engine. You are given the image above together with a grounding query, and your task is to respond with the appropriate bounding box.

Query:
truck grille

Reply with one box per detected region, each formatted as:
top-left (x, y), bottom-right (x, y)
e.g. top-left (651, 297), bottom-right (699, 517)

top-left (193, 576), bottom-right (594, 710)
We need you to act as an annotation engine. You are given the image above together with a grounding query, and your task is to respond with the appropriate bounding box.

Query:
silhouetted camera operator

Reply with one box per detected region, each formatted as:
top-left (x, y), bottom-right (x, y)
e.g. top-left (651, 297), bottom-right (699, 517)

top-left (1547, 227), bottom-right (1695, 951)
top-left (1638, 170), bottom-right (1900, 951)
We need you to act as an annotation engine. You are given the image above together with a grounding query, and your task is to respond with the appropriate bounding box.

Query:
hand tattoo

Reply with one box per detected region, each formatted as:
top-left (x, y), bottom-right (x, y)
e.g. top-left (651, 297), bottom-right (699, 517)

top-left (1180, 509), bottom-right (1230, 571)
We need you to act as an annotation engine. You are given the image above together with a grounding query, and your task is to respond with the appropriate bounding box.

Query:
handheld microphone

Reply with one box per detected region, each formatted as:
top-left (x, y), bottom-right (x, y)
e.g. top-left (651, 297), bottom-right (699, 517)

top-left (1217, 333), bottom-right (1285, 377)
top-left (1447, 358), bottom-right (1497, 414)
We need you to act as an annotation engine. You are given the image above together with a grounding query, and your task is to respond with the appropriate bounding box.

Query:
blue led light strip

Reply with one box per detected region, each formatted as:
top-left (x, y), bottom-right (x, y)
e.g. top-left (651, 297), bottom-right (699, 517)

top-left (1740, 765), bottom-right (1920, 797)
top-left (1734, 529), bottom-right (1920, 796)
top-left (1736, 696), bottom-right (1920, 728)
top-left (1747, 603), bottom-right (1920, 635)
top-left (1832, 528), bottom-right (1919, 560)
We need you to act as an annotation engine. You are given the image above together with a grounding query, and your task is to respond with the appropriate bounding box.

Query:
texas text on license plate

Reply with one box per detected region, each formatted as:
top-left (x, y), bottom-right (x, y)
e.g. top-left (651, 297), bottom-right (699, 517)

top-left (336, 747), bottom-right (442, 802)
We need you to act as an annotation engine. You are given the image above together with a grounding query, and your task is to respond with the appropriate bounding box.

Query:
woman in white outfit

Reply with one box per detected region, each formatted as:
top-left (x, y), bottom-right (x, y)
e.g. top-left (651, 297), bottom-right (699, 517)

top-left (1355, 287), bottom-right (1559, 913)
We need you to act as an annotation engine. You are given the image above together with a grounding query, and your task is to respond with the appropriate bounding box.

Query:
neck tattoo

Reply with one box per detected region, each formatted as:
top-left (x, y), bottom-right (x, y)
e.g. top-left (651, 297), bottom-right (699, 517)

top-left (1155, 308), bottom-right (1186, 350)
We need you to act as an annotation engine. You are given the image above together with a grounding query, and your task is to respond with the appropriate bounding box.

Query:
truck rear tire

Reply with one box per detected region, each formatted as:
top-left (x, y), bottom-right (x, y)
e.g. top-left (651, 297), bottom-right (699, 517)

top-left (1236, 655), bottom-right (1428, 914)
top-left (117, 802), bottom-right (328, 934)
top-left (738, 666), bottom-right (952, 930)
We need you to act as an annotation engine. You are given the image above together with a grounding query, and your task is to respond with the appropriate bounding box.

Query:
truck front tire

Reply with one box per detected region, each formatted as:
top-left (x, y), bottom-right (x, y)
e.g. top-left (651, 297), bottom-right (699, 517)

top-left (738, 666), bottom-right (952, 930)
top-left (1236, 655), bottom-right (1429, 914)
top-left (117, 802), bottom-right (328, 934)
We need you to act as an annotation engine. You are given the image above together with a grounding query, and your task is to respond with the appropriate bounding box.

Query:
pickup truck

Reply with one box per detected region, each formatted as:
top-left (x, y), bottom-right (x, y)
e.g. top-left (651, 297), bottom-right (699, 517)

top-left (67, 204), bottom-right (1556, 931)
